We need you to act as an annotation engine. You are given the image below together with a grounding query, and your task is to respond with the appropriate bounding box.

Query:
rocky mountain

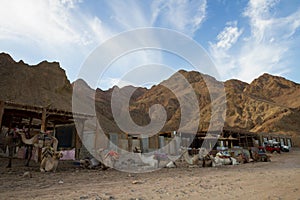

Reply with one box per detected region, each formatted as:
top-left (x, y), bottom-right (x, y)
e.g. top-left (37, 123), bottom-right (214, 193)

top-left (225, 75), bottom-right (300, 134)
top-left (1, 52), bottom-right (300, 144)
top-left (0, 53), bottom-right (72, 110)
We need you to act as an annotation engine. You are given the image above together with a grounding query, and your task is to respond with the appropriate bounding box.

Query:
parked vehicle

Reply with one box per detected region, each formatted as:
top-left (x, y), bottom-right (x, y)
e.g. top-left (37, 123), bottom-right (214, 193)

top-left (280, 145), bottom-right (290, 152)
top-left (263, 141), bottom-right (281, 153)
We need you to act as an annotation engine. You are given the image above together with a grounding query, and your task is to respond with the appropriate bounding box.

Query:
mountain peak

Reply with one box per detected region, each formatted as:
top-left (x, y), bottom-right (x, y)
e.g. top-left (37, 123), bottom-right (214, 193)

top-left (242, 72), bottom-right (300, 108)
top-left (254, 73), bottom-right (297, 86)
top-left (251, 73), bottom-right (297, 90)
top-left (225, 79), bottom-right (249, 94)
top-left (0, 52), bottom-right (15, 66)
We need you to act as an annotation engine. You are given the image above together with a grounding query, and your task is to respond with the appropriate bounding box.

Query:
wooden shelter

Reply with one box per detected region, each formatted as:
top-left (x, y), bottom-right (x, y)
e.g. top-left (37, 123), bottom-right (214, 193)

top-left (180, 128), bottom-right (292, 150)
top-left (0, 100), bottom-right (95, 159)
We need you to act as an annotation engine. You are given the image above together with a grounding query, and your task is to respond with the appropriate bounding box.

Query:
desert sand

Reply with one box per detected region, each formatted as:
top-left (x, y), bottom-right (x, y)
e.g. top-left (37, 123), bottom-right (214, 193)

top-left (1, 149), bottom-right (300, 200)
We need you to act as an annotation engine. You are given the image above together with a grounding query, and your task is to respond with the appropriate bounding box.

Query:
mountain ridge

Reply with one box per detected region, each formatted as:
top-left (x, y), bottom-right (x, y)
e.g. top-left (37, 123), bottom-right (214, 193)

top-left (1, 52), bottom-right (299, 145)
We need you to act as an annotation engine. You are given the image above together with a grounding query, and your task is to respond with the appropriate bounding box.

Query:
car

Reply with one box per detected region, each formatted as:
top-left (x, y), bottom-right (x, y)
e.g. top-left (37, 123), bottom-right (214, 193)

top-left (280, 145), bottom-right (290, 152)
top-left (263, 141), bottom-right (281, 153)
top-left (265, 144), bottom-right (281, 153)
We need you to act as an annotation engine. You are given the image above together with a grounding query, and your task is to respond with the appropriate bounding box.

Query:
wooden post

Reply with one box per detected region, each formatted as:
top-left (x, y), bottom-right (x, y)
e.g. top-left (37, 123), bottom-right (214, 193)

top-left (53, 124), bottom-right (56, 137)
top-left (0, 101), bottom-right (4, 130)
top-left (238, 133), bottom-right (241, 147)
top-left (28, 117), bottom-right (33, 134)
top-left (38, 107), bottom-right (47, 162)
top-left (154, 133), bottom-right (159, 150)
top-left (128, 135), bottom-right (133, 152)
top-left (40, 107), bottom-right (47, 132)
top-left (259, 134), bottom-right (263, 146)
top-left (245, 134), bottom-right (249, 148)
top-left (75, 119), bottom-right (85, 160)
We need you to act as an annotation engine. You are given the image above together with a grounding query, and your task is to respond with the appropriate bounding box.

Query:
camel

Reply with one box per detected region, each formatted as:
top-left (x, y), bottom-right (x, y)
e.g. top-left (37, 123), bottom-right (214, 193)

top-left (198, 147), bottom-right (212, 167)
top-left (17, 130), bottom-right (59, 169)
top-left (17, 130), bottom-right (58, 151)
top-left (180, 148), bottom-right (200, 165)
top-left (138, 153), bottom-right (159, 168)
top-left (165, 161), bottom-right (177, 168)
top-left (235, 153), bottom-right (245, 164)
top-left (133, 151), bottom-right (178, 169)
top-left (97, 148), bottom-right (119, 169)
top-left (153, 152), bottom-right (178, 168)
top-left (0, 128), bottom-right (33, 168)
top-left (79, 157), bottom-right (101, 169)
top-left (180, 147), bottom-right (213, 167)
top-left (0, 131), bottom-right (19, 168)
top-left (209, 152), bottom-right (239, 167)
top-left (15, 130), bottom-right (38, 166)
top-left (40, 147), bottom-right (63, 172)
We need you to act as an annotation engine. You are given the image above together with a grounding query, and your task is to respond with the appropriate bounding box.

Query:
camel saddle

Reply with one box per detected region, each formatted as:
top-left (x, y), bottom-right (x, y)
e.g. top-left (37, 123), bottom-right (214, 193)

top-left (42, 147), bottom-right (55, 159)
top-left (216, 152), bottom-right (231, 159)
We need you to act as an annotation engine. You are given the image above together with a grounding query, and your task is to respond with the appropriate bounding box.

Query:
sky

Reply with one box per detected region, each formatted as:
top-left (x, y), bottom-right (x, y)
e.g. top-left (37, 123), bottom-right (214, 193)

top-left (0, 0), bottom-right (300, 90)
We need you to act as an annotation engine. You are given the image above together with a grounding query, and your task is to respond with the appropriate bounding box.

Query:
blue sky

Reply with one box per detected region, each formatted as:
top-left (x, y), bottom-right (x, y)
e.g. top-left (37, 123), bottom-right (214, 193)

top-left (0, 0), bottom-right (300, 89)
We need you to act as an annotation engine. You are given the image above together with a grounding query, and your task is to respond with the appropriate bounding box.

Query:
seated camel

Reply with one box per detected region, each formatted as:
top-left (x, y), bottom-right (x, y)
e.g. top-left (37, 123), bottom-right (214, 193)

top-left (179, 147), bottom-right (212, 167)
top-left (138, 153), bottom-right (159, 168)
top-left (97, 149), bottom-right (119, 169)
top-left (154, 152), bottom-right (178, 168)
top-left (180, 147), bottom-right (200, 166)
top-left (210, 152), bottom-right (239, 167)
top-left (40, 147), bottom-right (63, 172)
top-left (136, 152), bottom-right (178, 168)
top-left (198, 147), bottom-right (212, 167)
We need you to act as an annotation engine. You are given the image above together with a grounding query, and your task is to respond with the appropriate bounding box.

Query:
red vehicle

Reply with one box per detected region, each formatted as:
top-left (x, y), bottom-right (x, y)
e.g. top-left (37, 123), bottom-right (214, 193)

top-left (263, 142), bottom-right (281, 153)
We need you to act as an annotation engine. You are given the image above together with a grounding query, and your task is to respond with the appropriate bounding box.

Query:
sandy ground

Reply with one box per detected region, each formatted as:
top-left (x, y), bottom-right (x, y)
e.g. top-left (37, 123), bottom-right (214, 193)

top-left (0, 149), bottom-right (300, 200)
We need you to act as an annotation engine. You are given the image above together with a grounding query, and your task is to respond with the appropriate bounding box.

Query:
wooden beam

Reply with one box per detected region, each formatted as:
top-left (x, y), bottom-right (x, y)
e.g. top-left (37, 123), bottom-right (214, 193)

top-left (0, 101), bottom-right (4, 129)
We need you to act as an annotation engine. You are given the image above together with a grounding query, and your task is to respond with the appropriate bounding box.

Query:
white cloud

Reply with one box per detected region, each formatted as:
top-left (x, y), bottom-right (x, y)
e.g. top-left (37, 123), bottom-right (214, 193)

top-left (89, 0), bottom-right (208, 89)
top-left (0, 0), bottom-right (86, 45)
top-left (151, 0), bottom-right (207, 36)
top-left (209, 21), bottom-right (243, 77)
top-left (0, 0), bottom-right (208, 87)
top-left (0, 0), bottom-right (115, 52)
top-left (106, 1), bottom-right (152, 29)
top-left (209, 0), bottom-right (300, 82)
top-left (0, 0), bottom-right (114, 81)
top-left (214, 21), bottom-right (243, 50)
top-left (105, 0), bottom-right (206, 36)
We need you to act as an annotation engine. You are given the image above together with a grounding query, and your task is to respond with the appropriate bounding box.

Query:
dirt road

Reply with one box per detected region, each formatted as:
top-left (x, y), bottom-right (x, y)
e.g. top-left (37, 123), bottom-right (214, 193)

top-left (1, 149), bottom-right (300, 200)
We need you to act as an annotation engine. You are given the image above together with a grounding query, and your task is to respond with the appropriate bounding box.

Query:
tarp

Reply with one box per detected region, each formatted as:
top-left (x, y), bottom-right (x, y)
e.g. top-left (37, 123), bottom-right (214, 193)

top-left (60, 148), bottom-right (75, 160)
